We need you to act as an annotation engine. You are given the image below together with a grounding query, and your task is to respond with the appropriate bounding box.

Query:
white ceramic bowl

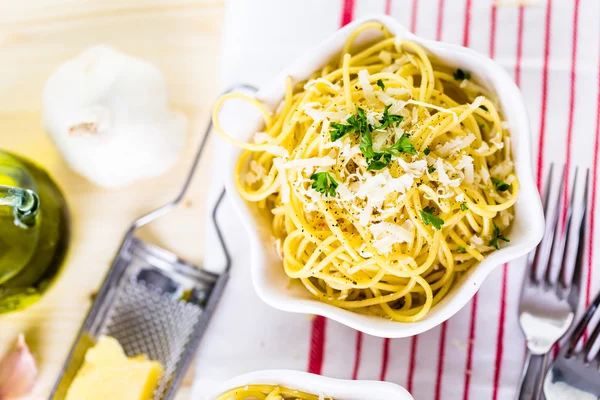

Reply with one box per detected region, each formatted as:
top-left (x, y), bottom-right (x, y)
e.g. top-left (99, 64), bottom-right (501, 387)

top-left (205, 369), bottom-right (413, 400)
top-left (221, 14), bottom-right (544, 338)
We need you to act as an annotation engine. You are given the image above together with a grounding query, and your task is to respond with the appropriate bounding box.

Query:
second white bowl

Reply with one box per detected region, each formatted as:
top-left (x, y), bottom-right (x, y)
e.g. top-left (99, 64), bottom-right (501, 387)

top-left (204, 370), bottom-right (413, 400)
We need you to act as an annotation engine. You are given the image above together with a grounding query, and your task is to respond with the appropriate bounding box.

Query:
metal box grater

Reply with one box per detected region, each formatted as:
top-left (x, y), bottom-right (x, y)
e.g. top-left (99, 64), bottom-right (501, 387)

top-left (50, 102), bottom-right (237, 399)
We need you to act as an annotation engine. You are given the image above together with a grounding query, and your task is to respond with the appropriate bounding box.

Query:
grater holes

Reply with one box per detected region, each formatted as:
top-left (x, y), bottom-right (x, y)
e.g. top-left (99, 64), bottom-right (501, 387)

top-left (102, 279), bottom-right (202, 400)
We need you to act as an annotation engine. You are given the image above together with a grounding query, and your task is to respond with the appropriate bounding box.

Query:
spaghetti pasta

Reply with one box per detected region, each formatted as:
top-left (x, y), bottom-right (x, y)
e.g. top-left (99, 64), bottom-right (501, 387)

top-left (216, 385), bottom-right (330, 400)
top-left (213, 22), bottom-right (518, 322)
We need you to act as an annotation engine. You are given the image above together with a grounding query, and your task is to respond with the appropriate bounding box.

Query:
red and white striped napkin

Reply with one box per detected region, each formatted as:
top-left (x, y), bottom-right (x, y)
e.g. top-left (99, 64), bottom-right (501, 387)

top-left (193, 1), bottom-right (600, 399)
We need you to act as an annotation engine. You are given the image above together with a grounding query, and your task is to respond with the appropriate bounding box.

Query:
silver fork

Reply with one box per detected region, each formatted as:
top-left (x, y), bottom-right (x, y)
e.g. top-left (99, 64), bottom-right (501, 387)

top-left (516, 166), bottom-right (590, 400)
top-left (544, 289), bottom-right (600, 400)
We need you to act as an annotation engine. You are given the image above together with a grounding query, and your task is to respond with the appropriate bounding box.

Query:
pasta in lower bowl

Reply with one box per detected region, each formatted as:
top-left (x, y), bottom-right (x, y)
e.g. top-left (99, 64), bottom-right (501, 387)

top-left (216, 384), bottom-right (329, 400)
top-left (207, 370), bottom-right (412, 400)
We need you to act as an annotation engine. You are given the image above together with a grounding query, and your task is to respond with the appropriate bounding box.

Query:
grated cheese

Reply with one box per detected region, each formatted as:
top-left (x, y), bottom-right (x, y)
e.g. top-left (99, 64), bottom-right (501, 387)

top-left (500, 209), bottom-right (514, 227)
top-left (369, 220), bottom-right (415, 255)
top-left (375, 90), bottom-right (395, 105)
top-left (456, 155), bottom-right (475, 184)
top-left (398, 159), bottom-right (427, 177)
top-left (266, 146), bottom-right (289, 158)
top-left (245, 160), bottom-right (266, 184)
top-left (406, 99), bottom-right (459, 124)
top-left (335, 182), bottom-right (354, 201)
top-left (303, 78), bottom-right (341, 92)
top-left (303, 102), bottom-right (347, 122)
top-left (379, 50), bottom-right (392, 64)
top-left (359, 244), bottom-right (374, 258)
top-left (393, 126), bottom-right (406, 141)
top-left (475, 141), bottom-right (490, 154)
top-left (394, 36), bottom-right (404, 52)
top-left (479, 166), bottom-right (491, 183)
top-left (490, 131), bottom-right (505, 149)
top-left (339, 141), bottom-right (362, 161)
top-left (435, 158), bottom-right (463, 187)
top-left (284, 157), bottom-right (335, 170)
top-left (366, 110), bottom-right (382, 127)
top-left (490, 159), bottom-right (514, 178)
top-left (355, 171), bottom-right (415, 225)
top-left (253, 131), bottom-right (272, 144)
top-left (470, 235), bottom-right (484, 245)
top-left (358, 69), bottom-right (378, 106)
top-left (372, 131), bottom-right (390, 152)
top-left (386, 87), bottom-right (412, 96)
top-left (272, 237), bottom-right (283, 260)
top-left (470, 96), bottom-right (485, 109)
top-left (382, 63), bottom-right (401, 73)
top-left (389, 99), bottom-right (408, 115)
top-left (435, 133), bottom-right (476, 157)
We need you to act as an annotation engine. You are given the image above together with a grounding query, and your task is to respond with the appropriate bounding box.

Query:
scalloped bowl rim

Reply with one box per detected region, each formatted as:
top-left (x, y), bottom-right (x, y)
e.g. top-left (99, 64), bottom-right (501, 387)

top-left (221, 14), bottom-right (544, 338)
top-left (205, 369), bottom-right (413, 400)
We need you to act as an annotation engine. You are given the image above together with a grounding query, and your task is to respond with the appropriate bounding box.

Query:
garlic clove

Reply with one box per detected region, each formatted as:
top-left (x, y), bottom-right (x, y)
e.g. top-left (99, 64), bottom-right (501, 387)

top-left (0, 334), bottom-right (38, 400)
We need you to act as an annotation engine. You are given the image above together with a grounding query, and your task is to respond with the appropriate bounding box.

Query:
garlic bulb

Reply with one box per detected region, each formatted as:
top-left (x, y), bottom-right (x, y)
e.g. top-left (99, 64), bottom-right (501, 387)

top-left (42, 46), bottom-right (187, 188)
top-left (0, 334), bottom-right (37, 399)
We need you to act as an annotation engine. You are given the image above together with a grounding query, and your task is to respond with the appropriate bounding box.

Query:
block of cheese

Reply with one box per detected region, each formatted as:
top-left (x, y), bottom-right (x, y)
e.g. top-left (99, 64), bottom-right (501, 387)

top-left (65, 335), bottom-right (163, 400)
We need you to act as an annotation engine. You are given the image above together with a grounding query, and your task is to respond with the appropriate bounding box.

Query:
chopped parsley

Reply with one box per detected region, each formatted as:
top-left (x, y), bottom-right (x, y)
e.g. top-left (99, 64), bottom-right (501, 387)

top-left (377, 79), bottom-right (385, 90)
top-left (456, 246), bottom-right (467, 253)
top-left (479, 105), bottom-right (489, 111)
top-left (359, 131), bottom-right (392, 171)
top-left (310, 172), bottom-right (338, 197)
top-left (330, 122), bottom-right (355, 141)
top-left (428, 166), bottom-right (436, 173)
top-left (460, 202), bottom-right (468, 211)
top-left (377, 104), bottom-right (404, 130)
top-left (383, 133), bottom-right (417, 156)
top-left (491, 177), bottom-right (510, 192)
top-left (358, 130), bottom-right (376, 159)
top-left (329, 107), bottom-right (372, 141)
top-left (490, 224), bottom-right (510, 249)
top-left (348, 107), bottom-right (371, 134)
top-left (453, 68), bottom-right (471, 81)
top-left (419, 206), bottom-right (445, 230)
top-left (424, 148), bottom-right (431, 155)
top-left (330, 107), bottom-right (415, 170)
top-left (366, 153), bottom-right (393, 171)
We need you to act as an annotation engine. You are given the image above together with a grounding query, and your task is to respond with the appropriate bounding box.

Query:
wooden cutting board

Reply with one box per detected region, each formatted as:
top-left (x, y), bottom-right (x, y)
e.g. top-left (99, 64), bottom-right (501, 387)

top-left (0, 1), bottom-right (224, 398)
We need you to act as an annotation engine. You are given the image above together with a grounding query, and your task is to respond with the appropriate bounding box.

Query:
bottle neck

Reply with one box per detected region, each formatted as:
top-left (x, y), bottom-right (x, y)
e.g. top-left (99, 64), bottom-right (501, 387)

top-left (0, 185), bottom-right (40, 227)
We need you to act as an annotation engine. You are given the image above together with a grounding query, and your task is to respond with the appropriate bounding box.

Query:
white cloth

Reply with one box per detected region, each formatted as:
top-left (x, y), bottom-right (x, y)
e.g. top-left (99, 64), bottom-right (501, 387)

top-left (193, 1), bottom-right (600, 399)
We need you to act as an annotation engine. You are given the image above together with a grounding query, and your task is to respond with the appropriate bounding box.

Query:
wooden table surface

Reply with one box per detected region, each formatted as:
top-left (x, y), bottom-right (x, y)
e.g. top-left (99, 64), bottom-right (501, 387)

top-left (0, 1), bottom-right (225, 398)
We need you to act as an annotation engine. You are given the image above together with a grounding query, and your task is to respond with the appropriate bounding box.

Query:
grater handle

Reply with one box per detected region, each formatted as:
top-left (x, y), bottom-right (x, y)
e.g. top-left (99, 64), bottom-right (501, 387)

top-left (130, 84), bottom-right (258, 231)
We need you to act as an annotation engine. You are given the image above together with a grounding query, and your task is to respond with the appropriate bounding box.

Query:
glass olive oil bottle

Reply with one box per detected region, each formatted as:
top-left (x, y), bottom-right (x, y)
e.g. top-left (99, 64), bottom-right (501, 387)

top-left (0, 151), bottom-right (69, 313)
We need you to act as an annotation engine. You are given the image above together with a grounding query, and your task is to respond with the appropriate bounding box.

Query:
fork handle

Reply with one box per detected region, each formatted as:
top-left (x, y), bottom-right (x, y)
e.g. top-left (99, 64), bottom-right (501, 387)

top-left (516, 351), bottom-right (549, 400)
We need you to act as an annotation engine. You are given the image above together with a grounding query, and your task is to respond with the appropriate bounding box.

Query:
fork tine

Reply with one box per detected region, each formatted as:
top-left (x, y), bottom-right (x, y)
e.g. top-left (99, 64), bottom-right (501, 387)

top-left (548, 167), bottom-right (579, 286)
top-left (525, 165), bottom-right (553, 269)
top-left (524, 164), bottom-right (556, 281)
top-left (564, 169), bottom-right (590, 299)
top-left (528, 164), bottom-right (565, 284)
top-left (541, 164), bottom-right (556, 216)
top-left (583, 319), bottom-right (600, 362)
top-left (567, 289), bottom-right (600, 357)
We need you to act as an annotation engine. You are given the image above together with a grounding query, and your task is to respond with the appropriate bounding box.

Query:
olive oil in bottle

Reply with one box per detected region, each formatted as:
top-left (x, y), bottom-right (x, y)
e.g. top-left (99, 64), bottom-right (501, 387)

top-left (0, 151), bottom-right (69, 313)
